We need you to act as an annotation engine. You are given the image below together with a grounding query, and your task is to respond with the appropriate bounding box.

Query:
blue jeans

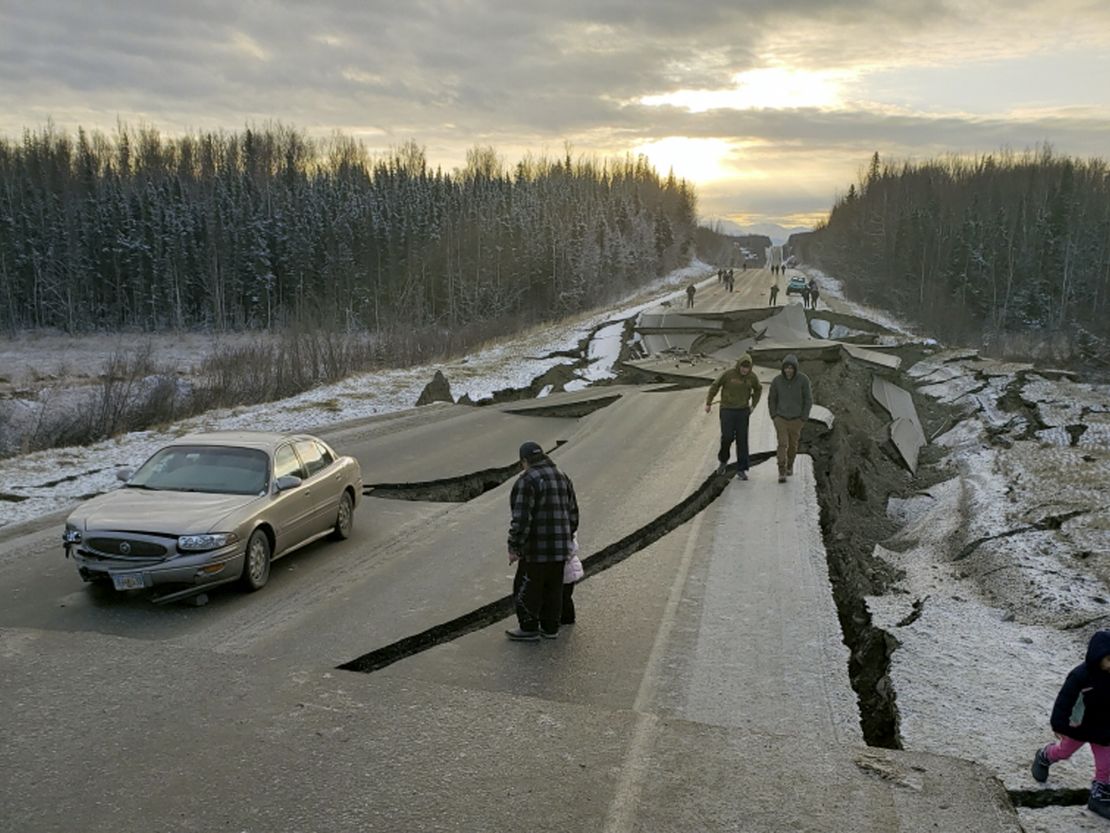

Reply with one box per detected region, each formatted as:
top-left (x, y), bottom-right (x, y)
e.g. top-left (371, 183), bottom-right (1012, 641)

top-left (718, 407), bottom-right (751, 471)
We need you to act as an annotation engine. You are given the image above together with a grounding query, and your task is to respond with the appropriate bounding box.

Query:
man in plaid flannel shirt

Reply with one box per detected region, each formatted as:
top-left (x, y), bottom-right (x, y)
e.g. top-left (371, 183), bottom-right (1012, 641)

top-left (506, 441), bottom-right (579, 641)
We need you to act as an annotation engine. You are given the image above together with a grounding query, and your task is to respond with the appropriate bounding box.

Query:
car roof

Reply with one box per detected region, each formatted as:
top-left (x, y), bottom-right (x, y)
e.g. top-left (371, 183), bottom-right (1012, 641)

top-left (165, 431), bottom-right (317, 452)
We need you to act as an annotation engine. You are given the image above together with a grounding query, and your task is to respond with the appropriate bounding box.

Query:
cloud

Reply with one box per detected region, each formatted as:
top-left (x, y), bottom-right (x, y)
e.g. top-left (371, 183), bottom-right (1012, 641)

top-left (1, 0), bottom-right (1109, 222)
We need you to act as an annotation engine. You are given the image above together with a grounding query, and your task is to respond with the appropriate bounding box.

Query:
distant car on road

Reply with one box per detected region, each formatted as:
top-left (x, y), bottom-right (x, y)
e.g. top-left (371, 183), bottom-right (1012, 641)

top-left (786, 276), bottom-right (808, 295)
top-left (62, 431), bottom-right (362, 603)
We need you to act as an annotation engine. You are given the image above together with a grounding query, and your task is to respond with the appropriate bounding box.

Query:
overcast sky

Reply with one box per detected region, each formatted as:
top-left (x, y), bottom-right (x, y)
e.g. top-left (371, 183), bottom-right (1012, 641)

top-left (2, 0), bottom-right (1108, 231)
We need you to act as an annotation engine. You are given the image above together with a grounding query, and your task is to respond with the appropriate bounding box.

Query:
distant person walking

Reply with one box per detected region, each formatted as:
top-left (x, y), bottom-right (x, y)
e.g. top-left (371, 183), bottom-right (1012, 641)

top-left (1032, 630), bottom-right (1110, 819)
top-left (506, 441), bottom-right (579, 641)
top-left (705, 353), bottom-right (762, 481)
top-left (810, 285), bottom-right (820, 309)
top-left (800, 286), bottom-right (810, 308)
top-left (767, 355), bottom-right (812, 483)
top-left (686, 283), bottom-right (696, 308)
top-left (769, 284), bottom-right (779, 306)
top-left (727, 269), bottom-right (735, 292)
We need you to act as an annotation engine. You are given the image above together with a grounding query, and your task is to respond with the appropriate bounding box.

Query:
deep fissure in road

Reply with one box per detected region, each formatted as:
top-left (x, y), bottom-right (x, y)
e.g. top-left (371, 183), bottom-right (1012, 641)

top-left (802, 348), bottom-right (959, 749)
top-left (338, 454), bottom-right (773, 675)
top-left (366, 442), bottom-right (567, 503)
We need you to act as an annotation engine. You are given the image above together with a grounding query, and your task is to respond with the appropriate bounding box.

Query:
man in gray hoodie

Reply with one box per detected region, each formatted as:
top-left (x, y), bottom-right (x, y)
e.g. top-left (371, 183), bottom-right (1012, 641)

top-left (767, 354), bottom-right (812, 483)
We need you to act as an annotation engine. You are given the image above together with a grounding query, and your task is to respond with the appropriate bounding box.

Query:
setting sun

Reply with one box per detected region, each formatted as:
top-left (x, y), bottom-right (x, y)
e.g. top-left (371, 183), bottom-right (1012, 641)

top-left (632, 136), bottom-right (732, 184)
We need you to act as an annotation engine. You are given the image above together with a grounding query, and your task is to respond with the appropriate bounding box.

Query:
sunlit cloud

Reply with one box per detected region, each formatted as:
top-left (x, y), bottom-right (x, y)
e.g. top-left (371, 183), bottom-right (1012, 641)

top-left (228, 31), bottom-right (269, 62)
top-left (342, 68), bottom-right (386, 86)
top-left (640, 68), bottom-right (852, 112)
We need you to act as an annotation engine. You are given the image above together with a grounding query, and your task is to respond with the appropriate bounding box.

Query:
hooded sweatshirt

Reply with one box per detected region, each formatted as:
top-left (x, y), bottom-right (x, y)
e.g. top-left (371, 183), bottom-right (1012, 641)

top-left (1051, 630), bottom-right (1110, 744)
top-left (707, 353), bottom-right (762, 410)
top-left (768, 354), bottom-right (813, 421)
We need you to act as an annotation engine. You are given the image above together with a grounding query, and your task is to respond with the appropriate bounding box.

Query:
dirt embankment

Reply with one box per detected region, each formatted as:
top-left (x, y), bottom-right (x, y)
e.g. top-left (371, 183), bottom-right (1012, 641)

top-left (799, 348), bottom-right (965, 747)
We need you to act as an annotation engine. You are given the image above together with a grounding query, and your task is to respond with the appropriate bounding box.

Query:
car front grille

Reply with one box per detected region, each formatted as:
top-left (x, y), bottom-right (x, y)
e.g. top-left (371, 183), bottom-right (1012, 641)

top-left (85, 538), bottom-right (168, 558)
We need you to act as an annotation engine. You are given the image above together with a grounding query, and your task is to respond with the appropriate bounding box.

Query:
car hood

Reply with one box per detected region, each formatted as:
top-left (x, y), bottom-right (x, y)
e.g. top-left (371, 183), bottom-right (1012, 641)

top-left (69, 489), bottom-right (262, 535)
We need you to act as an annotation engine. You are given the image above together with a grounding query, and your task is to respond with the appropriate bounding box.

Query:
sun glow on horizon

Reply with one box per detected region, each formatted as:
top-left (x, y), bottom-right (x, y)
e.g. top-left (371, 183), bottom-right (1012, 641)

top-left (633, 137), bottom-right (733, 184)
top-left (640, 67), bottom-right (849, 112)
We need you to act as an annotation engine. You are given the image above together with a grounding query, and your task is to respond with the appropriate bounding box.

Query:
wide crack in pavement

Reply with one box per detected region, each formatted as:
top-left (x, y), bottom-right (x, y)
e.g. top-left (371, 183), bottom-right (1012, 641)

top-left (366, 441), bottom-right (566, 503)
top-left (338, 454), bottom-right (774, 674)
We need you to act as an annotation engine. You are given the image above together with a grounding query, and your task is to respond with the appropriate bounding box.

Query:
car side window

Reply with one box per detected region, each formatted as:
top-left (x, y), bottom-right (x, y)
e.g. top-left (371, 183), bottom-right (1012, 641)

top-left (314, 441), bottom-right (334, 468)
top-left (295, 440), bottom-right (327, 478)
top-left (274, 444), bottom-right (304, 481)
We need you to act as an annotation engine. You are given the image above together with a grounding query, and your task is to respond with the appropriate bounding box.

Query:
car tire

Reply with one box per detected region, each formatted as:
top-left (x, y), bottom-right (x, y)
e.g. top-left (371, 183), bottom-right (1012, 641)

top-left (239, 529), bottom-right (271, 592)
top-left (330, 491), bottom-right (354, 541)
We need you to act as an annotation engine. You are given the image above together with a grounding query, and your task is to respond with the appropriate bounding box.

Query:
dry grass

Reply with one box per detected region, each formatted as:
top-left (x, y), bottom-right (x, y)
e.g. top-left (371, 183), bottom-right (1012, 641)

top-left (1, 315), bottom-right (544, 458)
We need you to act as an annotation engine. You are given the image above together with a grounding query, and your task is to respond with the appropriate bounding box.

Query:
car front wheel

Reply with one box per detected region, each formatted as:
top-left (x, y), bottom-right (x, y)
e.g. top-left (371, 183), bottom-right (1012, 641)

top-left (239, 529), bottom-right (271, 592)
top-left (330, 491), bottom-right (354, 541)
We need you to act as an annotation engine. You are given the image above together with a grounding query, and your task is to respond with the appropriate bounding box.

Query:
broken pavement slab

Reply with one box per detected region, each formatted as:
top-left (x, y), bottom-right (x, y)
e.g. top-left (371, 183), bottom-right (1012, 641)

top-left (641, 332), bottom-right (704, 355)
top-left (843, 343), bottom-right (902, 370)
top-left (637, 312), bottom-right (725, 331)
top-left (871, 376), bottom-right (927, 473)
top-left (752, 302), bottom-right (812, 342)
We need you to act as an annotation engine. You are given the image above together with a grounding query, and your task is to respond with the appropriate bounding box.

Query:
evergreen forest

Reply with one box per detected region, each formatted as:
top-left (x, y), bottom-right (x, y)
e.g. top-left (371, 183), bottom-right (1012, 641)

top-left (0, 125), bottom-right (697, 339)
top-left (792, 149), bottom-right (1110, 363)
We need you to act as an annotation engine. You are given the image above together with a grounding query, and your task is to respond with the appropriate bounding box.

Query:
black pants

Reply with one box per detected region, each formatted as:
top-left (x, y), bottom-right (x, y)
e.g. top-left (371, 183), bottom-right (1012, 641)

top-left (513, 559), bottom-right (564, 634)
top-left (718, 407), bottom-right (751, 470)
top-left (561, 581), bottom-right (576, 624)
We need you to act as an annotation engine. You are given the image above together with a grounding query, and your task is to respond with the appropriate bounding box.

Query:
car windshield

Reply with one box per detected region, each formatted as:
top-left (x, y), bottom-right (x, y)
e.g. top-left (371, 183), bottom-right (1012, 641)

top-left (128, 445), bottom-right (270, 495)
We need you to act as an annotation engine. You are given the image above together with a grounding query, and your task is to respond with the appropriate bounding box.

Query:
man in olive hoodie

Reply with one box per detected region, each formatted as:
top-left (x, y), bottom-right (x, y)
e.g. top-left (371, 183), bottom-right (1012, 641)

top-left (767, 354), bottom-right (812, 483)
top-left (705, 353), bottom-right (762, 480)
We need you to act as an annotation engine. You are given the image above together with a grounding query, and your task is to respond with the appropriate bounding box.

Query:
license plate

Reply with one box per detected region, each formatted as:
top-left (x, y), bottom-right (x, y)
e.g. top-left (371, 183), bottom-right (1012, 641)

top-left (112, 573), bottom-right (145, 591)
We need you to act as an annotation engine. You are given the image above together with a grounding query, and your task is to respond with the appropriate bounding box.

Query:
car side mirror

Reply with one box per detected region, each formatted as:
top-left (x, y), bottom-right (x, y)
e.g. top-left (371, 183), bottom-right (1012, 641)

top-left (275, 475), bottom-right (302, 492)
top-left (116, 468), bottom-right (133, 482)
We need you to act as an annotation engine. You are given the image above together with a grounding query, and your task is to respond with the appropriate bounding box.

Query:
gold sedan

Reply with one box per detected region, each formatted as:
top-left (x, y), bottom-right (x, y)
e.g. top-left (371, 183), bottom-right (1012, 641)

top-left (62, 431), bottom-right (363, 603)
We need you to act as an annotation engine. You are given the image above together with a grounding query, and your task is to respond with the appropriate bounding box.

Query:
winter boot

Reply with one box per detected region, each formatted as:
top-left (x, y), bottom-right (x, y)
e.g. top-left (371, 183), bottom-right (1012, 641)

top-left (1089, 781), bottom-right (1110, 820)
top-left (1030, 746), bottom-right (1051, 783)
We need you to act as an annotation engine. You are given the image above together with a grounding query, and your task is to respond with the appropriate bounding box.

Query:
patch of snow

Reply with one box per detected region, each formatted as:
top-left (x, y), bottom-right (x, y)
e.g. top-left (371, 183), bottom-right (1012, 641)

top-left (581, 321), bottom-right (626, 382)
top-left (829, 324), bottom-right (863, 340)
top-left (885, 493), bottom-right (938, 526)
top-left (1079, 414), bottom-right (1110, 450)
top-left (934, 418), bottom-right (985, 451)
top-left (918, 375), bottom-right (987, 405)
top-left (868, 584), bottom-right (1090, 792)
top-left (1035, 426), bottom-right (1072, 447)
top-left (809, 319), bottom-right (831, 339)
top-left (872, 364), bottom-right (1110, 805)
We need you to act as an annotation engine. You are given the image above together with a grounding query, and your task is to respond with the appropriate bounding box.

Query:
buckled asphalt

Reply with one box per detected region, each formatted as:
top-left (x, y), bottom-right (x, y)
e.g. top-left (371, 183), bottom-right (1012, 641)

top-left (0, 268), bottom-right (1020, 831)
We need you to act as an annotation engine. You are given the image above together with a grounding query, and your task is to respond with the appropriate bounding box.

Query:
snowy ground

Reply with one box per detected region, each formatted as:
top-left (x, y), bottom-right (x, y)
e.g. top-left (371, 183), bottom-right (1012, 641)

top-left (872, 348), bottom-right (1110, 831)
top-left (0, 261), bottom-right (714, 528)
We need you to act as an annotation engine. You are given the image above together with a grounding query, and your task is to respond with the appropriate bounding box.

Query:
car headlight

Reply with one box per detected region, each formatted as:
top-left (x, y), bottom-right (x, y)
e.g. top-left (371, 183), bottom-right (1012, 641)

top-left (177, 533), bottom-right (240, 553)
top-left (63, 525), bottom-right (82, 544)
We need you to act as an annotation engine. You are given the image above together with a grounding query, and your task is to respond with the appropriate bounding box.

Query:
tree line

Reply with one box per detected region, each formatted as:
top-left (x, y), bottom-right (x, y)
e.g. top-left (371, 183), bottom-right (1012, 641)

top-left (791, 148), bottom-right (1110, 363)
top-left (0, 124), bottom-right (697, 338)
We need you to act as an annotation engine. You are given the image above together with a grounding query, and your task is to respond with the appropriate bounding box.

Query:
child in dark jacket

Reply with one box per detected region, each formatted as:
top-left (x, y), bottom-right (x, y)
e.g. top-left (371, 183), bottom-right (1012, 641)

top-left (1032, 630), bottom-right (1110, 819)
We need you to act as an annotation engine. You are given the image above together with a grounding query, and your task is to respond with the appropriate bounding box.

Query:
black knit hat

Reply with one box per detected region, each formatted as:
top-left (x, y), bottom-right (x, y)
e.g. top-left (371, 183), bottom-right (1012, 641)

top-left (519, 441), bottom-right (545, 463)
